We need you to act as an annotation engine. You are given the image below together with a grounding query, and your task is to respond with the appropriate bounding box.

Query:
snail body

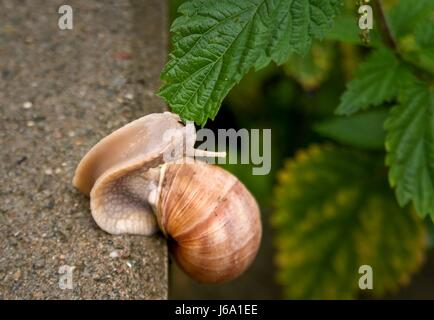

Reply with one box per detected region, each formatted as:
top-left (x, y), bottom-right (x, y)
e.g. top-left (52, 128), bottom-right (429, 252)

top-left (73, 112), bottom-right (262, 283)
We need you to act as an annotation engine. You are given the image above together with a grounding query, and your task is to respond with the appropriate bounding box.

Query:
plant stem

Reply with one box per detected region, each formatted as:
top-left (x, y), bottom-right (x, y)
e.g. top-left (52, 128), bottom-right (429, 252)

top-left (372, 0), bottom-right (397, 50)
top-left (373, 0), bottom-right (434, 82)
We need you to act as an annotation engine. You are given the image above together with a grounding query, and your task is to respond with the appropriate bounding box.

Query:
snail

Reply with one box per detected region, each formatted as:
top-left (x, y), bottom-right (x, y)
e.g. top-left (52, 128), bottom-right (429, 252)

top-left (72, 112), bottom-right (262, 283)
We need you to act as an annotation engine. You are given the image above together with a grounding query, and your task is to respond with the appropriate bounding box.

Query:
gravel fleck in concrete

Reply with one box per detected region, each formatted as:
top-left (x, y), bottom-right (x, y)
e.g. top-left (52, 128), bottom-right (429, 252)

top-left (0, 0), bottom-right (168, 299)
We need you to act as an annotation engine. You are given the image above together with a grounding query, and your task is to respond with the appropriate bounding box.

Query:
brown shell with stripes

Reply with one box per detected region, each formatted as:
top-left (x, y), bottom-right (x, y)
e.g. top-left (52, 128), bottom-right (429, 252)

top-left (156, 161), bottom-right (262, 283)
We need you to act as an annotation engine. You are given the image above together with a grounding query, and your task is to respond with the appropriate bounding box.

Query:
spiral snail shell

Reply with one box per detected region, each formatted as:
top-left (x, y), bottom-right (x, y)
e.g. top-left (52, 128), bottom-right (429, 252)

top-left (73, 112), bottom-right (262, 283)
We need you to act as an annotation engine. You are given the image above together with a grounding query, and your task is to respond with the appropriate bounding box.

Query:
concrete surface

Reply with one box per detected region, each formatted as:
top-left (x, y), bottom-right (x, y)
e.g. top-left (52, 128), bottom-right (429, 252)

top-left (0, 0), bottom-right (168, 299)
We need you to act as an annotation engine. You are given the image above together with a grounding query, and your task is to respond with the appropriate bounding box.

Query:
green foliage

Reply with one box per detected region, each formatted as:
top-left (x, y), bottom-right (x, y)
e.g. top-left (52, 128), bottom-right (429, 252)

top-left (415, 30), bottom-right (434, 75)
top-left (164, 0), bottom-right (434, 299)
top-left (399, 17), bottom-right (434, 75)
top-left (272, 145), bottom-right (426, 299)
top-left (335, 48), bottom-right (412, 115)
top-left (325, 11), bottom-right (381, 46)
top-left (331, 1), bottom-right (434, 220)
top-left (315, 109), bottom-right (388, 150)
top-left (388, 0), bottom-right (434, 37)
top-left (387, 0), bottom-right (434, 75)
top-left (284, 41), bottom-right (335, 90)
top-left (226, 65), bottom-right (278, 115)
top-left (385, 82), bottom-right (434, 218)
top-left (158, 0), bottom-right (343, 125)
top-left (325, 14), bottom-right (360, 44)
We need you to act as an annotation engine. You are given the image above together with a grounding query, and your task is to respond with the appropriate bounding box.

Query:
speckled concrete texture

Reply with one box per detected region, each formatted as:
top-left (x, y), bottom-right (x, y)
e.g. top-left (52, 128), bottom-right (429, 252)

top-left (0, 0), bottom-right (168, 299)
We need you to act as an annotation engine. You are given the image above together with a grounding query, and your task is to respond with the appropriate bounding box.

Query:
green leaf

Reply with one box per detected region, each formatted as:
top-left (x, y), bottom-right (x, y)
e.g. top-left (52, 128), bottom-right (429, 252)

top-left (385, 82), bottom-right (434, 219)
top-left (324, 14), bottom-right (360, 44)
top-left (394, 15), bottom-right (434, 75)
top-left (158, 0), bottom-right (342, 125)
top-left (314, 109), bottom-right (388, 150)
top-left (325, 13), bottom-right (382, 46)
top-left (336, 48), bottom-right (412, 115)
top-left (415, 19), bottom-right (434, 50)
top-left (388, 0), bottom-right (434, 37)
top-left (413, 18), bottom-right (434, 74)
top-left (272, 145), bottom-right (426, 299)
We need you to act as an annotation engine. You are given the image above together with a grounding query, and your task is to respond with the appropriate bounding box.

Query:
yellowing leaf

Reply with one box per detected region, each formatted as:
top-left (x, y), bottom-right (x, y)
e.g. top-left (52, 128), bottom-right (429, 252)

top-left (272, 145), bottom-right (426, 299)
top-left (284, 42), bottom-right (334, 90)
